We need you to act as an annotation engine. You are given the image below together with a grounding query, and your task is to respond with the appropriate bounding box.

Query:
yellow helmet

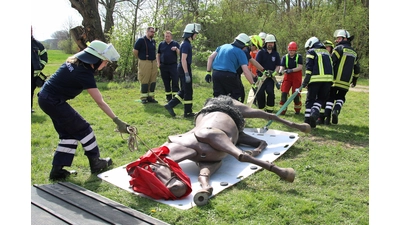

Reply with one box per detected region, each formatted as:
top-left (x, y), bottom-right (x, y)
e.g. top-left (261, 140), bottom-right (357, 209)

top-left (250, 35), bottom-right (263, 49)
top-left (323, 40), bottom-right (334, 48)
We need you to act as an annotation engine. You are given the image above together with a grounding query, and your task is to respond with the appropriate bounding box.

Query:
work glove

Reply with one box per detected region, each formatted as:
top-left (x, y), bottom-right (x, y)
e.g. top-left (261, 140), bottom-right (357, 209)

top-left (185, 72), bottom-right (191, 83)
top-left (272, 71), bottom-right (278, 77)
top-left (262, 70), bottom-right (269, 77)
top-left (205, 73), bottom-right (212, 83)
top-left (275, 81), bottom-right (281, 90)
top-left (113, 117), bottom-right (130, 134)
top-left (33, 70), bottom-right (41, 77)
top-left (301, 74), bottom-right (311, 88)
top-left (286, 69), bottom-right (293, 74)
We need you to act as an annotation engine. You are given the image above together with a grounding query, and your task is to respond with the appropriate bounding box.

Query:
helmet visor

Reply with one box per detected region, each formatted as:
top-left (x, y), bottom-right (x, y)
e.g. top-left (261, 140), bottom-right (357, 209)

top-left (101, 44), bottom-right (120, 61)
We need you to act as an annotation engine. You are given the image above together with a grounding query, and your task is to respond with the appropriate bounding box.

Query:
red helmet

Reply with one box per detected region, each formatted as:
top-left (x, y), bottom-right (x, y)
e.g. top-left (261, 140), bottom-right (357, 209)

top-left (288, 41), bottom-right (297, 51)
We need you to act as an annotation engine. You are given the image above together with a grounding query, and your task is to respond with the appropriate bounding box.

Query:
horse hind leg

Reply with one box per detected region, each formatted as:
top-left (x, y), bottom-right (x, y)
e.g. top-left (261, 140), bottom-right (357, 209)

top-left (238, 154), bottom-right (295, 182)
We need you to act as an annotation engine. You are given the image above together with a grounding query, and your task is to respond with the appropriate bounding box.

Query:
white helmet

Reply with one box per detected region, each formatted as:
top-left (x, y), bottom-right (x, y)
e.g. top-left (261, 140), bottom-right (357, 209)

top-left (259, 32), bottom-right (267, 40)
top-left (265, 34), bottom-right (276, 43)
top-left (304, 36), bottom-right (319, 49)
top-left (182, 23), bottom-right (201, 38)
top-left (235, 33), bottom-right (251, 46)
top-left (75, 40), bottom-right (120, 64)
top-left (334, 29), bottom-right (350, 38)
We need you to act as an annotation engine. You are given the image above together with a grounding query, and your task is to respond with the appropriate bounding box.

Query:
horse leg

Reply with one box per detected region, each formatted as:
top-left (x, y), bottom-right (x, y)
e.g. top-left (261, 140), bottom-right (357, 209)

top-left (236, 131), bottom-right (267, 157)
top-left (195, 128), bottom-right (295, 182)
top-left (193, 161), bottom-right (222, 206)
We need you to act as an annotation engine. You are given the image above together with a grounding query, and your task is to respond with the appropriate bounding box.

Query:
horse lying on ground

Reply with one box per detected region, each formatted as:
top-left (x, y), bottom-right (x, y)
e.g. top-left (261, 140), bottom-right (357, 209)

top-left (126, 95), bottom-right (311, 206)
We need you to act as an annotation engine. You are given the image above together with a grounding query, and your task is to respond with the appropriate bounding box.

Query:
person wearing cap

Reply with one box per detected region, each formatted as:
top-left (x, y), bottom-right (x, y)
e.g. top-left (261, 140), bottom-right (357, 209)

top-left (204, 33), bottom-right (257, 101)
top-left (323, 30), bottom-right (360, 125)
top-left (38, 40), bottom-right (131, 180)
top-left (278, 41), bottom-right (303, 115)
top-left (164, 23), bottom-right (200, 118)
top-left (31, 26), bottom-right (48, 113)
top-left (300, 37), bottom-right (334, 128)
top-left (255, 33), bottom-right (281, 112)
top-left (156, 30), bottom-right (180, 102)
top-left (133, 26), bottom-right (158, 104)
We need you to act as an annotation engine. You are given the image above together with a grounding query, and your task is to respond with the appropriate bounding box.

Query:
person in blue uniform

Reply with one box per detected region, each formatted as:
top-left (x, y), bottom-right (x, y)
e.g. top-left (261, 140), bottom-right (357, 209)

top-left (157, 30), bottom-right (180, 102)
top-left (205, 33), bottom-right (256, 101)
top-left (38, 40), bottom-right (130, 180)
top-left (255, 34), bottom-right (281, 112)
top-left (164, 23), bottom-right (200, 118)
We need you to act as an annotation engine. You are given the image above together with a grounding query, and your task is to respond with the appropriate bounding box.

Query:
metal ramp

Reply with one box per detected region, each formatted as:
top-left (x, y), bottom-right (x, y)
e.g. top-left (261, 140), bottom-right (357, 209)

top-left (31, 182), bottom-right (169, 225)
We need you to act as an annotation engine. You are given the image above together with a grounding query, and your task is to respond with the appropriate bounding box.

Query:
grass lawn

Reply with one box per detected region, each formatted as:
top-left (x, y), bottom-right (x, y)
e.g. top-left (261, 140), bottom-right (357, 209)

top-left (30, 50), bottom-right (370, 224)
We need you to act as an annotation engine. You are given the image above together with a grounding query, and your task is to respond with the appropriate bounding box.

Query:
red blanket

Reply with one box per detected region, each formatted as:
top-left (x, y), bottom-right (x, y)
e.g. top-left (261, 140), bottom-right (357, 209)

top-left (126, 146), bottom-right (192, 200)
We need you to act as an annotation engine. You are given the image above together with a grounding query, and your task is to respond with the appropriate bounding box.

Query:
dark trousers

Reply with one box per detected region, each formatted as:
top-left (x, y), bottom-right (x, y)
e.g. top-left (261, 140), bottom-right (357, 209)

top-left (304, 82), bottom-right (332, 119)
top-left (168, 65), bottom-right (193, 114)
top-left (160, 64), bottom-right (179, 99)
top-left (38, 91), bottom-right (100, 166)
top-left (255, 78), bottom-right (275, 110)
top-left (31, 66), bottom-right (37, 109)
top-left (324, 87), bottom-right (348, 116)
top-left (212, 70), bottom-right (242, 100)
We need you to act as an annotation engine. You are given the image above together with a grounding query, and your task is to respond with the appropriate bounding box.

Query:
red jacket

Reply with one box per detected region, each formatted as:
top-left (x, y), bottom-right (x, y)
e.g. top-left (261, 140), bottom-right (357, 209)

top-left (126, 146), bottom-right (192, 200)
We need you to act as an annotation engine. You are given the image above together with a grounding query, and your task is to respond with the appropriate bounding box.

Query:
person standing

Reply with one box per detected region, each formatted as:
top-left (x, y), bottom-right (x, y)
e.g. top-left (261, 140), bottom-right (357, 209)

top-left (236, 35), bottom-right (265, 103)
top-left (316, 39), bottom-right (335, 124)
top-left (278, 41), bottom-right (303, 115)
top-left (31, 26), bottom-right (48, 113)
top-left (300, 37), bottom-right (334, 128)
top-left (156, 31), bottom-right (180, 102)
top-left (164, 23), bottom-right (200, 118)
top-left (323, 30), bottom-right (360, 125)
top-left (133, 26), bottom-right (158, 104)
top-left (38, 40), bottom-right (131, 180)
top-left (204, 33), bottom-right (257, 101)
top-left (255, 33), bottom-right (281, 112)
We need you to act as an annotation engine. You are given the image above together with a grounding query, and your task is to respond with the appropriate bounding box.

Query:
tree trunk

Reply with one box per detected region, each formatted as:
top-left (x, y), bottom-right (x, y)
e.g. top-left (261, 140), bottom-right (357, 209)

top-left (100, 0), bottom-right (117, 42)
top-left (68, 0), bottom-right (114, 80)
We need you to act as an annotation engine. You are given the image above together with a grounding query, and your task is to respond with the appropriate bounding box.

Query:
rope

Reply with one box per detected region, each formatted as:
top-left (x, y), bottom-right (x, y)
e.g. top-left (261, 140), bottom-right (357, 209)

top-left (115, 125), bottom-right (170, 168)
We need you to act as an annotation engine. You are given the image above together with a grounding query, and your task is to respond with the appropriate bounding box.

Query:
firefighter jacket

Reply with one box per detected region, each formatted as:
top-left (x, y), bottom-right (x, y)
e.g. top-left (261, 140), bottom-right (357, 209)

top-left (31, 37), bottom-right (48, 71)
top-left (331, 40), bottom-right (360, 90)
top-left (305, 45), bottom-right (333, 84)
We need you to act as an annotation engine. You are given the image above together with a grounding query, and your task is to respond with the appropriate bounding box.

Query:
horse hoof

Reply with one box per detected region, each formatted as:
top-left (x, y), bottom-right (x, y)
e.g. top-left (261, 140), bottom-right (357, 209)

top-left (193, 190), bottom-right (210, 206)
top-left (303, 123), bottom-right (312, 133)
top-left (282, 168), bottom-right (296, 182)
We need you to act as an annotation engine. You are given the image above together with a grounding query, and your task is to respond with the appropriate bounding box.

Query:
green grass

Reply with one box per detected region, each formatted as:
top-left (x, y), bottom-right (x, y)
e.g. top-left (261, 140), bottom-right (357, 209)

top-left (31, 50), bottom-right (369, 225)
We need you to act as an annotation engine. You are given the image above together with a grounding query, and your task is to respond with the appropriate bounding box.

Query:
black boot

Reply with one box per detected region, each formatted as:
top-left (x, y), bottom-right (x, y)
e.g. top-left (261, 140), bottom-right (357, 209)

top-left (324, 116), bottom-right (330, 125)
top-left (316, 114), bottom-right (325, 125)
top-left (309, 114), bottom-right (317, 128)
top-left (88, 157), bottom-right (113, 174)
top-left (49, 165), bottom-right (76, 180)
top-left (184, 112), bottom-right (195, 118)
top-left (332, 110), bottom-right (339, 124)
top-left (164, 104), bottom-right (176, 117)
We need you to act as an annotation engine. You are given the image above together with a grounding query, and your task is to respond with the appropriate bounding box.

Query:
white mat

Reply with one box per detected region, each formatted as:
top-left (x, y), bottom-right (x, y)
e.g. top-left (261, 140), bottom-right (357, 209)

top-left (98, 128), bottom-right (299, 210)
